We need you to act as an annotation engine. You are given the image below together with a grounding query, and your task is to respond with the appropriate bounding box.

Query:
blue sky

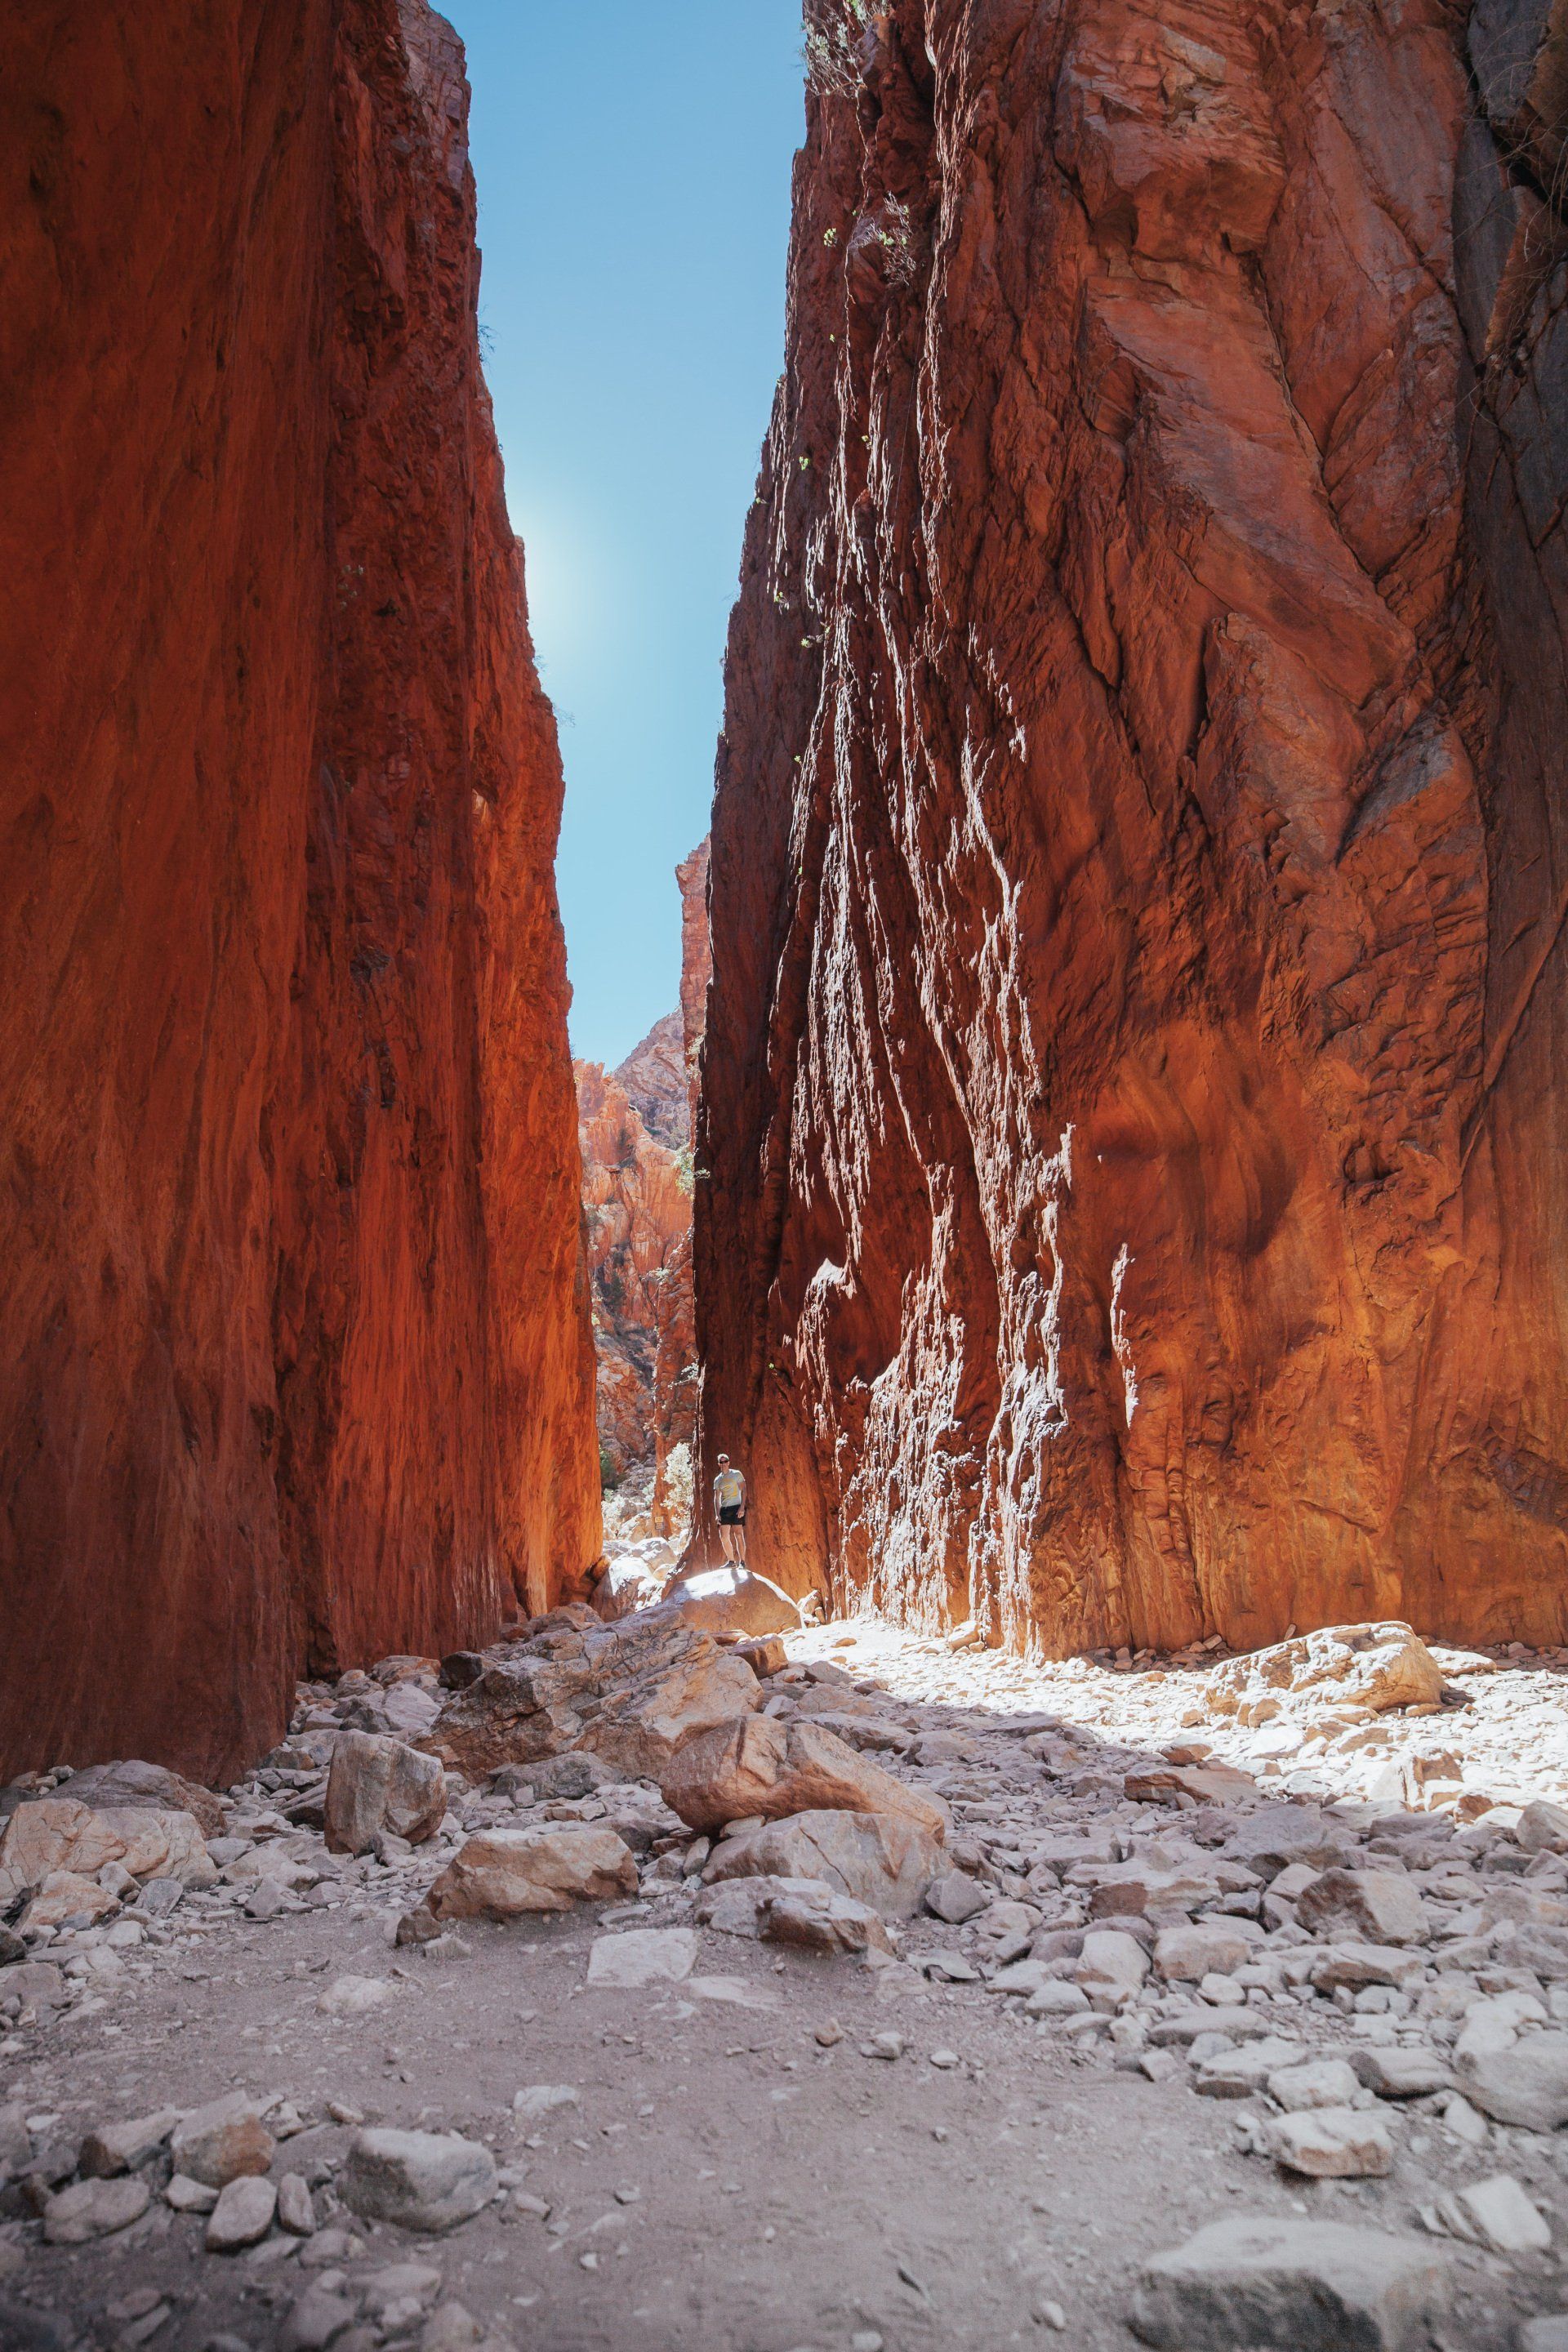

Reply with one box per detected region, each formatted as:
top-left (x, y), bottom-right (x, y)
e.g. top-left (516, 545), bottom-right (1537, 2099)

top-left (444, 1), bottom-right (806, 1068)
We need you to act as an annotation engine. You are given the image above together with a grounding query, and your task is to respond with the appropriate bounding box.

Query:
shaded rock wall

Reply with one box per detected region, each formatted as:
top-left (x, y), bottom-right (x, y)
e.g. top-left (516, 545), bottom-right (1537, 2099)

top-left (697, 0), bottom-right (1568, 1648)
top-left (0, 0), bottom-right (599, 1784)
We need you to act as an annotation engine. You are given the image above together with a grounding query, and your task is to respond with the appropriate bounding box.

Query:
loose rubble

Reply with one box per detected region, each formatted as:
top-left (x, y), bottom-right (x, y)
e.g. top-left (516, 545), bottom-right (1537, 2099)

top-left (7, 1612), bottom-right (1568, 2345)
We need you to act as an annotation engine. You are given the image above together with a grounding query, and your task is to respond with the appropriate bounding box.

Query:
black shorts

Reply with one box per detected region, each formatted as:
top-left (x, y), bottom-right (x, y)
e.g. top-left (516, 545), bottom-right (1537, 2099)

top-left (718, 1504), bottom-right (745, 1526)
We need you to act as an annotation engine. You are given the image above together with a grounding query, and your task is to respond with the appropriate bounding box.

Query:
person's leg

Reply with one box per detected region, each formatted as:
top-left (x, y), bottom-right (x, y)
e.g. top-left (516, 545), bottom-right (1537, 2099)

top-left (718, 1519), bottom-right (737, 1564)
top-left (735, 1515), bottom-right (747, 1565)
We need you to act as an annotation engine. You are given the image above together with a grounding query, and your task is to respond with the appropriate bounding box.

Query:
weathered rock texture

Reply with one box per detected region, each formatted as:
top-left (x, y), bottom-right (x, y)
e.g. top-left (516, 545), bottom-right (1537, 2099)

top-left (0, 0), bottom-right (599, 1783)
top-left (576, 1056), bottom-right (693, 1480)
top-left (697, 0), bottom-right (1568, 1650)
top-left (577, 837), bottom-right (710, 1505)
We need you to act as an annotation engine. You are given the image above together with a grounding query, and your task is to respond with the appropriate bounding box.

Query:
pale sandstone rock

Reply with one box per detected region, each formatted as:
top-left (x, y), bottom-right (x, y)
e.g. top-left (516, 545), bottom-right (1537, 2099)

top-left (278, 2287), bottom-right (359, 2352)
top-left (1310, 1943), bottom-right (1425, 1992)
top-left (924, 1870), bottom-right (989, 1925)
top-left (585, 1928), bottom-right (698, 1988)
top-left (1076, 1928), bottom-right (1151, 2002)
top-left (1207, 1624), bottom-right (1444, 1720)
top-left (704, 1808), bottom-right (942, 1917)
top-left (277, 2173), bottom-right (316, 2237)
top-left (1349, 2047), bottom-right (1451, 2100)
top-left (60, 1760), bottom-right (225, 1838)
top-left (1432, 2173), bottom-right (1549, 2253)
top-left (1260, 2106), bottom-right (1393, 2178)
top-left (1266, 2059), bottom-right (1364, 2113)
top-left (653, 1566), bottom-right (802, 1637)
top-left (660, 1713), bottom-right (947, 1841)
top-left (168, 2094), bottom-right (274, 2189)
top-left (206, 2174), bottom-right (278, 2252)
top-left (1457, 2033), bottom-right (1568, 2130)
top-left (87, 1807), bottom-right (215, 1885)
top-left (426, 1617), bottom-right (760, 1781)
top-left (317, 1975), bottom-right (395, 2018)
top-left (165, 2175), bottom-right (218, 2213)
top-left (324, 1735), bottom-right (446, 1856)
top-left (21, 1870), bottom-right (118, 1929)
top-left (1192, 2040), bottom-right (1307, 2099)
top-left (1131, 2216), bottom-right (1450, 2350)
top-left (425, 1824), bottom-right (637, 1919)
top-left (1155, 1923), bottom-right (1254, 1981)
top-left (78, 2107), bottom-right (181, 2177)
top-left (0, 1800), bottom-right (127, 1907)
top-left (759, 1881), bottom-right (891, 1955)
top-left (1296, 1869), bottom-right (1431, 1946)
top-left (43, 2176), bottom-right (151, 2243)
top-left (1517, 1799), bottom-right (1568, 1855)
top-left (341, 2128), bottom-right (497, 2234)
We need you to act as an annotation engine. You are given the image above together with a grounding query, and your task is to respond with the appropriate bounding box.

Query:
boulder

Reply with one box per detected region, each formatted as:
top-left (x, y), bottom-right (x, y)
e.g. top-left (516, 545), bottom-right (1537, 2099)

top-left (425, 1824), bottom-right (637, 1920)
top-left (60, 1760), bottom-right (225, 1838)
top-left (1259, 2107), bottom-right (1393, 2178)
top-left (207, 2175), bottom-right (278, 2252)
top-left (323, 1734), bottom-right (446, 1856)
top-left (1296, 1869), bottom-right (1431, 1946)
top-left (1456, 2033), bottom-right (1568, 2130)
top-left (78, 2107), bottom-right (181, 2178)
top-left (704, 1809), bottom-right (942, 1917)
top-left (42, 2176), bottom-right (151, 2244)
top-left (0, 1799), bottom-right (128, 1907)
top-left (660, 1713), bottom-right (948, 1841)
top-left (759, 1880), bottom-right (891, 1955)
top-left (1430, 2174), bottom-right (1550, 2253)
top-left (1206, 1623), bottom-right (1444, 1720)
top-left (425, 1616), bottom-right (760, 1781)
top-left (1130, 2216), bottom-right (1450, 2350)
top-left (593, 1556), bottom-right (669, 1623)
top-left (1155, 1924), bottom-right (1254, 1982)
top-left (21, 1870), bottom-right (118, 1929)
top-left (341, 2129), bottom-right (497, 2234)
top-left (652, 1566), bottom-right (802, 1637)
top-left (168, 2094), bottom-right (274, 2189)
top-left (504, 1753), bottom-right (617, 1801)
top-left (924, 1870), bottom-right (989, 1925)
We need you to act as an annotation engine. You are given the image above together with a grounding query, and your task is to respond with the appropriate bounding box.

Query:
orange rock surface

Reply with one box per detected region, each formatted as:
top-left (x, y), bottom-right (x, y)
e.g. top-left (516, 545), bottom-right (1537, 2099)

top-left (0, 0), bottom-right (599, 1783)
top-left (577, 1058), bottom-right (693, 1484)
top-left (697, 0), bottom-right (1568, 1648)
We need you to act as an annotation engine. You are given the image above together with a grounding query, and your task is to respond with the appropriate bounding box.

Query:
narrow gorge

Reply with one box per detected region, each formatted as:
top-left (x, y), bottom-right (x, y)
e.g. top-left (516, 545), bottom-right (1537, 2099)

top-left (697, 0), bottom-right (1568, 1660)
top-left (7, 7), bottom-right (1568, 2352)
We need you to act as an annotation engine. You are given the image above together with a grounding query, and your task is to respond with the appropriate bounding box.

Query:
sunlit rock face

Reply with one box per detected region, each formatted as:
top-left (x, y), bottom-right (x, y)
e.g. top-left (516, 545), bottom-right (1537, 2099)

top-left (0, 0), bottom-right (599, 1782)
top-left (697, 0), bottom-right (1568, 1647)
top-left (577, 1051), bottom-right (694, 1483)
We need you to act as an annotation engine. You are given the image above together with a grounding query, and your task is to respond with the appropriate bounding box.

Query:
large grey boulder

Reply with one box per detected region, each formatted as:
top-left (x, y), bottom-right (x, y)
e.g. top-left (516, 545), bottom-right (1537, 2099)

top-left (1130, 2215), bottom-right (1450, 2350)
top-left (323, 1733), bottom-right (446, 1856)
top-left (341, 2129), bottom-right (497, 2234)
top-left (704, 1808), bottom-right (942, 1917)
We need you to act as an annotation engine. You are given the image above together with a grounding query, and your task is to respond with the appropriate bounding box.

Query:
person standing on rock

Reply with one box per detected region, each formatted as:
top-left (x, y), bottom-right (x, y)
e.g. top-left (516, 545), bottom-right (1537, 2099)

top-left (713, 1454), bottom-right (748, 1566)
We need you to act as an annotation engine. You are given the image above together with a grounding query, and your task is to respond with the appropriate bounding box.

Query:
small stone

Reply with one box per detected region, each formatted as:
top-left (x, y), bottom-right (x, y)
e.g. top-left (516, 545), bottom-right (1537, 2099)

top-left (278, 2173), bottom-right (317, 2237)
top-left (1259, 2106), bottom-right (1392, 2179)
top-left (1192, 2038), bottom-right (1306, 2100)
top-left (1155, 1924), bottom-right (1254, 1982)
top-left (1297, 1869), bottom-right (1431, 1947)
top-left (1037, 2303), bottom-right (1067, 2333)
top-left (1076, 1928), bottom-right (1150, 2002)
top-left (169, 2094), bottom-right (274, 2188)
top-left (1027, 1981), bottom-right (1091, 2019)
top-left (244, 1881), bottom-right (289, 1922)
top-left (318, 1975), bottom-right (394, 2018)
top-left (341, 2128), bottom-right (498, 2233)
top-left (1350, 2046), bottom-right (1450, 2100)
top-left (586, 1928), bottom-right (698, 1988)
top-left (1310, 1943), bottom-right (1424, 1993)
top-left (510, 2085), bottom-right (580, 2125)
top-left (421, 2305), bottom-right (487, 2352)
top-left (1517, 1800), bottom-right (1568, 1855)
top-left (814, 2020), bottom-right (844, 2047)
top-left (924, 1871), bottom-right (988, 1926)
top-left (207, 2175), bottom-right (278, 2252)
top-left (866, 2031), bottom-right (905, 2060)
top-left (1131, 2214), bottom-right (1450, 2350)
top-left (1521, 2320), bottom-right (1568, 2352)
top-left (1432, 2173), bottom-right (1550, 2253)
top-left (43, 2174), bottom-right (151, 2243)
top-left (278, 2287), bottom-right (359, 2352)
top-left (425, 1825), bottom-right (637, 1919)
top-left (928, 2048), bottom-right (960, 2069)
top-left (760, 1880), bottom-right (889, 1955)
top-left (1265, 2059), bottom-right (1362, 2113)
top-left (165, 2174), bottom-right (219, 2213)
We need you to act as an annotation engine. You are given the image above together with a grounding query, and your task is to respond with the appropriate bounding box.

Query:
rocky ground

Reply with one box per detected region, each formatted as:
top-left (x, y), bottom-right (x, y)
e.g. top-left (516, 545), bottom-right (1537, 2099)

top-left (6, 1609), bottom-right (1568, 2352)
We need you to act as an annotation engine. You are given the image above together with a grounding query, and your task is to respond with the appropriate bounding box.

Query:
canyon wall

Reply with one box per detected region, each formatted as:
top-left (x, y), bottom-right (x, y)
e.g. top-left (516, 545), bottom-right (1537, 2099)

top-left (697, 0), bottom-right (1568, 1650)
top-left (0, 0), bottom-right (599, 1784)
top-left (577, 841), bottom-right (710, 1523)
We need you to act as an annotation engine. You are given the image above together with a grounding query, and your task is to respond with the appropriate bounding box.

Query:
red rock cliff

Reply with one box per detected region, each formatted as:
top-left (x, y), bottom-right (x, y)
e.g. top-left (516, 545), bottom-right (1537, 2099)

top-left (0, 0), bottom-right (599, 1784)
top-left (697, 0), bottom-right (1568, 1649)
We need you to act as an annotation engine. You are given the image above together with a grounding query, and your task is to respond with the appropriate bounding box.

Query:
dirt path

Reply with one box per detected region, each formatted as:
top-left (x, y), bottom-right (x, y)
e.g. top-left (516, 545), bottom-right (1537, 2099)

top-left (5, 1619), bottom-right (1568, 2352)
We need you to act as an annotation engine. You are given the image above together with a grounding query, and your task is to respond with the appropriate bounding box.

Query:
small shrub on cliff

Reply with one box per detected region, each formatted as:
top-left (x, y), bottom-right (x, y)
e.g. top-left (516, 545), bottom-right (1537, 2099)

top-left (803, 0), bottom-right (868, 99)
top-left (599, 1446), bottom-right (622, 1494)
